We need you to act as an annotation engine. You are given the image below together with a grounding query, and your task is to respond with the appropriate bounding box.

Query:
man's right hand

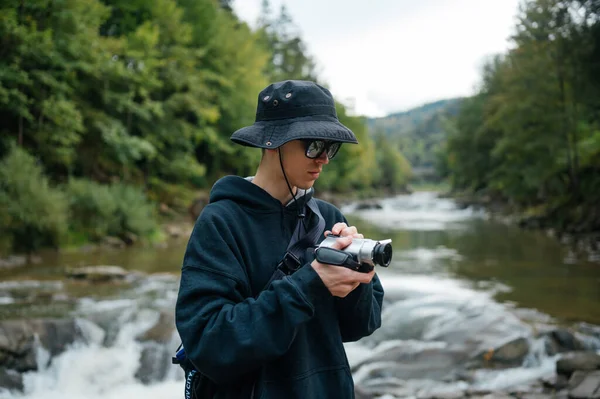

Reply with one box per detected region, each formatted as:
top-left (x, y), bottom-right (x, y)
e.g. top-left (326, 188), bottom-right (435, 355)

top-left (311, 236), bottom-right (375, 297)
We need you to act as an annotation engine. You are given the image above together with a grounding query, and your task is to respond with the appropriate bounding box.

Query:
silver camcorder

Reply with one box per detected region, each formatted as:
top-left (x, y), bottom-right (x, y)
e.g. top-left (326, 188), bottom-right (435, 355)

top-left (315, 234), bottom-right (393, 273)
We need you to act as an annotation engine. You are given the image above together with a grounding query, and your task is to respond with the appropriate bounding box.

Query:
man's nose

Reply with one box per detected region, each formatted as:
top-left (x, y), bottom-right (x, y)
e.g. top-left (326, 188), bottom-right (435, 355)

top-left (315, 151), bottom-right (330, 164)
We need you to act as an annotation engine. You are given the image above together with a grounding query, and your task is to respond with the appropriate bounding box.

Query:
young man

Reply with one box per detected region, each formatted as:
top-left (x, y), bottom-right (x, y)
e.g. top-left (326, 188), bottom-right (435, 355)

top-left (175, 80), bottom-right (384, 398)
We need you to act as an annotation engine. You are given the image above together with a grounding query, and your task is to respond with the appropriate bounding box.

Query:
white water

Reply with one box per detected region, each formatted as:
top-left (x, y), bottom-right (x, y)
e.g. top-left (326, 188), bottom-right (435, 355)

top-left (1, 192), bottom-right (595, 399)
top-left (342, 191), bottom-right (486, 231)
top-left (1, 300), bottom-right (185, 399)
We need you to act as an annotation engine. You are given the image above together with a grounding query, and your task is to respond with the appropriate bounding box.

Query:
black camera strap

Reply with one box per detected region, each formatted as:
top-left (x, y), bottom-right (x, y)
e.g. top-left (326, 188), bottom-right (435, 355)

top-left (262, 198), bottom-right (325, 291)
top-left (288, 198), bottom-right (326, 260)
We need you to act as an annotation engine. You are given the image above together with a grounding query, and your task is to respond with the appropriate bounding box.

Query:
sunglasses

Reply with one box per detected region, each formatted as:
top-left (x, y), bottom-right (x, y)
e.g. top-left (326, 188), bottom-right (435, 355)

top-left (303, 140), bottom-right (342, 160)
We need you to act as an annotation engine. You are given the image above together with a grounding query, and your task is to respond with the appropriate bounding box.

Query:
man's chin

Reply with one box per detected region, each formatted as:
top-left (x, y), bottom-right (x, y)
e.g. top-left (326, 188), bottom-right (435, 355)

top-left (297, 181), bottom-right (315, 191)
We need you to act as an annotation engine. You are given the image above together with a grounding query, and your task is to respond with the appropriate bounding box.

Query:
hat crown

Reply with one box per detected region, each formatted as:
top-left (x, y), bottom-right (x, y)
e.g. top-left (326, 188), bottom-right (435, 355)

top-left (255, 80), bottom-right (338, 122)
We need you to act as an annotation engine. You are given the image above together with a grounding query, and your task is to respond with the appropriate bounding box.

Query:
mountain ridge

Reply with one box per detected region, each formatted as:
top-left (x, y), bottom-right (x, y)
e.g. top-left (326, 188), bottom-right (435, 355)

top-left (366, 97), bottom-right (465, 179)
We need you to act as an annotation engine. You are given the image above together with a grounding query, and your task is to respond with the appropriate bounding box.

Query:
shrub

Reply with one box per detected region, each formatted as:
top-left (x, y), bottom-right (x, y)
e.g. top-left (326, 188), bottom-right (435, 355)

top-left (107, 183), bottom-right (158, 239)
top-left (64, 179), bottom-right (119, 241)
top-left (0, 146), bottom-right (68, 253)
top-left (65, 179), bottom-right (158, 242)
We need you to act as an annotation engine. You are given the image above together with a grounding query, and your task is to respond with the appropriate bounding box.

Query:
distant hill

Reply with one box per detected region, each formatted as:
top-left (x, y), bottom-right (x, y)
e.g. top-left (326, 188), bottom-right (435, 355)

top-left (367, 98), bottom-right (464, 179)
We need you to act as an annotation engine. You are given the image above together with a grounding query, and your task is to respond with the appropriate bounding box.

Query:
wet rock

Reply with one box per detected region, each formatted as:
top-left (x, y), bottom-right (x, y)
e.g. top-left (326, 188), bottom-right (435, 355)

top-left (577, 323), bottom-right (600, 341)
top-left (556, 352), bottom-right (600, 378)
top-left (66, 265), bottom-right (128, 283)
top-left (0, 318), bottom-right (80, 373)
top-left (364, 295), bottom-right (533, 369)
top-left (351, 340), bottom-right (469, 382)
top-left (355, 200), bottom-right (383, 210)
top-left (434, 392), bottom-right (465, 399)
top-left (102, 236), bottom-right (126, 248)
top-left (0, 369), bottom-right (23, 391)
top-left (136, 341), bottom-right (171, 384)
top-left (541, 374), bottom-right (570, 391)
top-left (473, 336), bottom-right (530, 368)
top-left (0, 256), bottom-right (27, 270)
top-left (357, 378), bottom-right (415, 398)
top-left (543, 328), bottom-right (586, 355)
top-left (465, 388), bottom-right (492, 396)
top-left (354, 384), bottom-right (375, 399)
top-left (121, 232), bottom-right (138, 245)
top-left (137, 311), bottom-right (175, 343)
top-left (568, 370), bottom-right (600, 398)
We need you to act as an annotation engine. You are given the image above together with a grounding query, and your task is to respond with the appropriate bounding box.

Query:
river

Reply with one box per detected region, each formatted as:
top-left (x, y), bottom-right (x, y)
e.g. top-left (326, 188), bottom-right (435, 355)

top-left (1, 191), bottom-right (599, 399)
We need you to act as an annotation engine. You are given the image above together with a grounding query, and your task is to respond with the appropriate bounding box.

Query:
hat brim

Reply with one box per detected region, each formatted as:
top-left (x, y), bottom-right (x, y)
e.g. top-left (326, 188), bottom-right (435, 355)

top-left (230, 115), bottom-right (358, 149)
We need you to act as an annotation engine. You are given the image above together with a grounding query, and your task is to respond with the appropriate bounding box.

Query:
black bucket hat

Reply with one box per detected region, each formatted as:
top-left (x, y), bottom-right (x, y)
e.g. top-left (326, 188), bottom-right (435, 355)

top-left (230, 80), bottom-right (358, 149)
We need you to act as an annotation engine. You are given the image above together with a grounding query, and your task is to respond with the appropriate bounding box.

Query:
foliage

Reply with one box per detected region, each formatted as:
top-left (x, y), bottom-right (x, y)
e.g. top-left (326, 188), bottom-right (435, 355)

top-left (367, 98), bottom-right (464, 181)
top-left (0, 146), bottom-right (68, 254)
top-left (64, 179), bottom-right (158, 242)
top-left (0, 0), bottom-right (415, 254)
top-left (442, 0), bottom-right (600, 232)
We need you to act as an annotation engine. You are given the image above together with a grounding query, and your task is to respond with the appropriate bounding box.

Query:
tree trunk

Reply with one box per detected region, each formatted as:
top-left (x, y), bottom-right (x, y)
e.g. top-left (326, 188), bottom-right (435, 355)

top-left (18, 116), bottom-right (23, 146)
top-left (557, 59), bottom-right (577, 195)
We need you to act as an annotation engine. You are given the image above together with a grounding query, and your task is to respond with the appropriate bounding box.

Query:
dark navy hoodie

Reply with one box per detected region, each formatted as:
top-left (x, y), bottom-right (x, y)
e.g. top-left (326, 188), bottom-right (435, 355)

top-left (175, 176), bottom-right (384, 398)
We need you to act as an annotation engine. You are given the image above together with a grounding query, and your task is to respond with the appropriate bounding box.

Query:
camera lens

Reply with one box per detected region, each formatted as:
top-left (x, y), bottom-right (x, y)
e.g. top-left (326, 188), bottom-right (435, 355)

top-left (373, 242), bottom-right (392, 267)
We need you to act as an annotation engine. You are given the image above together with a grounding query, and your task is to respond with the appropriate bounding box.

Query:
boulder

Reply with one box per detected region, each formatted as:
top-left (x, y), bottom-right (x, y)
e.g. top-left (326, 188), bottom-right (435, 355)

top-left (0, 317), bottom-right (81, 392)
top-left (102, 236), bottom-right (126, 248)
top-left (355, 200), bottom-right (383, 210)
top-left (0, 369), bottom-right (23, 392)
top-left (137, 311), bottom-right (175, 344)
top-left (568, 370), bottom-right (600, 398)
top-left (473, 337), bottom-right (530, 368)
top-left (0, 256), bottom-right (27, 270)
top-left (543, 328), bottom-right (586, 355)
top-left (556, 352), bottom-right (600, 378)
top-left (66, 265), bottom-right (128, 283)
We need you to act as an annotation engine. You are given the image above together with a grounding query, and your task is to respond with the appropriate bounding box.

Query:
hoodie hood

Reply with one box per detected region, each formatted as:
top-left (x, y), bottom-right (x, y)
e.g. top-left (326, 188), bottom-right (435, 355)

top-left (209, 175), bottom-right (314, 213)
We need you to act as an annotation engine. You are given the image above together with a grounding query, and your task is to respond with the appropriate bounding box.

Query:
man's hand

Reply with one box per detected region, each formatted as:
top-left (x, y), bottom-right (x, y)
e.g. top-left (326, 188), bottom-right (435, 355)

top-left (311, 236), bottom-right (375, 298)
top-left (324, 222), bottom-right (364, 239)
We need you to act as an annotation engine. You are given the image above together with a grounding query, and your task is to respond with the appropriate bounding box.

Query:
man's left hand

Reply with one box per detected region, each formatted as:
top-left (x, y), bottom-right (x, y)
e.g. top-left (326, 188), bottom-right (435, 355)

top-left (324, 222), bottom-right (364, 239)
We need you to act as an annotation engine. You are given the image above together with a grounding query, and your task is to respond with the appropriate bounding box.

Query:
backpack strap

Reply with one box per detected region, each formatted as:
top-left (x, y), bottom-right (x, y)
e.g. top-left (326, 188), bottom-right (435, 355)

top-left (261, 198), bottom-right (325, 291)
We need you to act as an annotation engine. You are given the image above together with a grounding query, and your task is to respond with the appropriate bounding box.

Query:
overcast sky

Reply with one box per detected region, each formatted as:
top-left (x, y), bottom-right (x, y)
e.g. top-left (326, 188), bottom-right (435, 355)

top-left (232, 0), bottom-right (522, 117)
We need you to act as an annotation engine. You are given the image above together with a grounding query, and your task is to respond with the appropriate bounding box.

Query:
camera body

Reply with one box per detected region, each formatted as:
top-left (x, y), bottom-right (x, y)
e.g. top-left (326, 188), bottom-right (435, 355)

top-left (317, 234), bottom-right (393, 272)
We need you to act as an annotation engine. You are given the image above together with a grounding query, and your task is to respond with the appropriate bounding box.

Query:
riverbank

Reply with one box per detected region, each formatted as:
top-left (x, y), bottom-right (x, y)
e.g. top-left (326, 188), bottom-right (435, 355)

top-left (0, 185), bottom-right (407, 269)
top-left (442, 190), bottom-right (600, 263)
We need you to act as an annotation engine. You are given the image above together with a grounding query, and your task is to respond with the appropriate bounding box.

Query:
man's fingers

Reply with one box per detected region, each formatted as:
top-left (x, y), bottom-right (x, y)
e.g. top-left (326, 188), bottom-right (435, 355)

top-left (331, 222), bottom-right (348, 235)
top-left (331, 236), bottom-right (352, 250)
top-left (348, 269), bottom-right (375, 284)
top-left (341, 226), bottom-right (358, 237)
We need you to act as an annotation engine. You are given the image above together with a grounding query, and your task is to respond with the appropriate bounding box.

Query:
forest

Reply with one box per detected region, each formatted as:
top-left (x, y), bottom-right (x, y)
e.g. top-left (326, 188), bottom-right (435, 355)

top-left (439, 0), bottom-right (600, 236)
top-left (0, 0), bottom-right (411, 255)
top-left (1, 0), bottom-right (599, 256)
